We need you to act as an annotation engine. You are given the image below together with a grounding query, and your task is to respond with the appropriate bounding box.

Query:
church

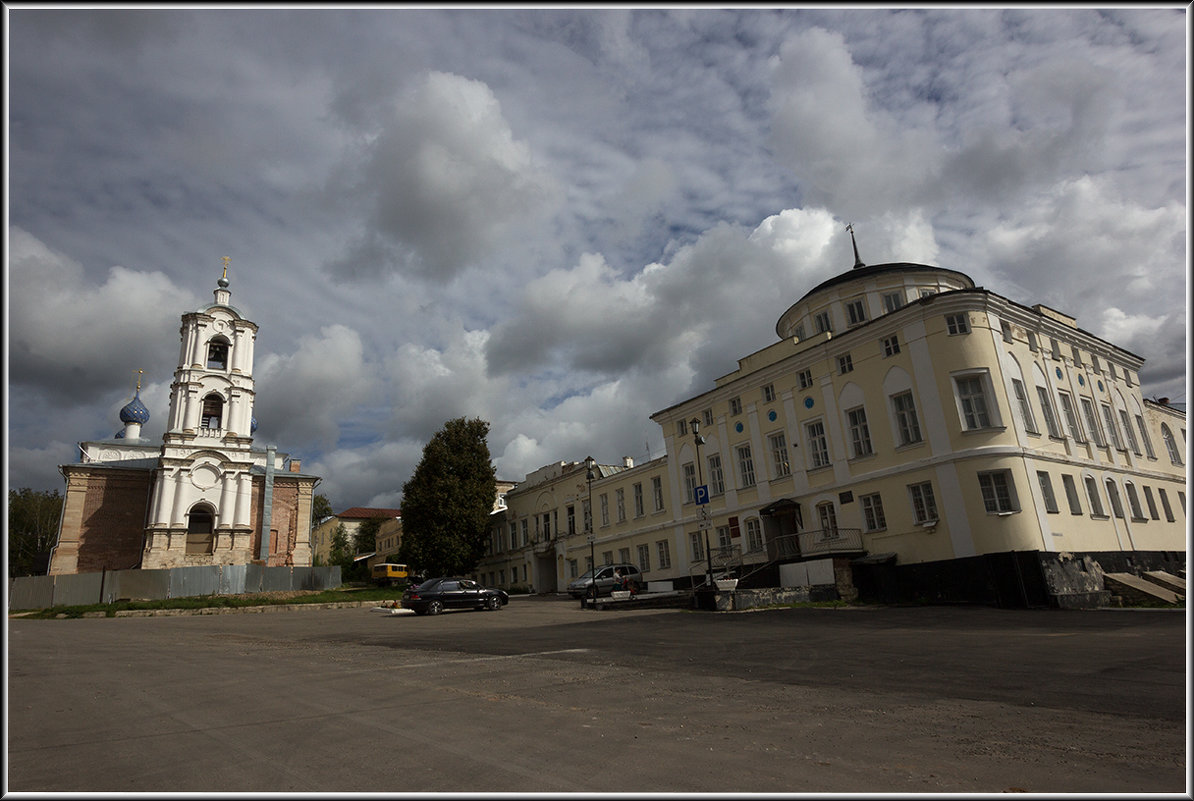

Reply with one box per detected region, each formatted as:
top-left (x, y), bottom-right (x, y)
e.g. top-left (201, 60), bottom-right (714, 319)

top-left (48, 261), bottom-right (320, 575)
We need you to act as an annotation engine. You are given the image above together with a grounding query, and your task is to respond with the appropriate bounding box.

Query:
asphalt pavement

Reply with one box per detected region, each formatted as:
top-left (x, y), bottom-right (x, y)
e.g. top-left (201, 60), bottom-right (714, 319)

top-left (6, 596), bottom-right (1188, 793)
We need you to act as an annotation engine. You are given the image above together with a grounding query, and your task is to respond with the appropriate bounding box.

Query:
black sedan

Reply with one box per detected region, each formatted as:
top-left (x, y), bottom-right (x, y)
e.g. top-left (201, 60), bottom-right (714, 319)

top-left (401, 577), bottom-right (509, 615)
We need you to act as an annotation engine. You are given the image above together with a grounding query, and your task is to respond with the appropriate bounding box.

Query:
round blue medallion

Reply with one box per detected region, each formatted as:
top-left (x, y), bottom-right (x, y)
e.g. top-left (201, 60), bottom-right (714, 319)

top-left (804, 397), bottom-right (814, 409)
top-left (768, 410), bottom-right (777, 422)
top-left (735, 422), bottom-right (744, 433)
top-left (1097, 380), bottom-right (1104, 392)
top-left (1055, 367), bottom-right (1063, 380)
top-left (1078, 375), bottom-right (1085, 386)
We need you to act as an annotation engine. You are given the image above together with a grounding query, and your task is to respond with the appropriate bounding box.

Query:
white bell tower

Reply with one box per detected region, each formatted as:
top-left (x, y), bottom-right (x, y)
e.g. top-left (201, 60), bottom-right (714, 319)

top-left (142, 258), bottom-right (263, 569)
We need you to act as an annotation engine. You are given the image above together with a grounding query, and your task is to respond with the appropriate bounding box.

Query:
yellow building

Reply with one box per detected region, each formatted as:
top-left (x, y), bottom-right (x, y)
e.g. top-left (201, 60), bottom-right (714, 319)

top-left (475, 248), bottom-right (1186, 606)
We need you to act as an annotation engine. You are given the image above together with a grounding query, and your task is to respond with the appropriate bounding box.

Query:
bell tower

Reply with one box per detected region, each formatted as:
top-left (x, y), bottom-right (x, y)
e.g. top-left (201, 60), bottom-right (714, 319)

top-left (142, 258), bottom-right (262, 568)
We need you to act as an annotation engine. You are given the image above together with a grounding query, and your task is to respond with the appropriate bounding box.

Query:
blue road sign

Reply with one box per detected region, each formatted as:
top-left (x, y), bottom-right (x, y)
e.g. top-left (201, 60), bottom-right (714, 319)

top-left (694, 485), bottom-right (710, 505)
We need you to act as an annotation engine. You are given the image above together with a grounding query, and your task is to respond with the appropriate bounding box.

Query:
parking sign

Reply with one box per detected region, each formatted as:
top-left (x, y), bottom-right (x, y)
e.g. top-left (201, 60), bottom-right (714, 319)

top-left (694, 485), bottom-right (710, 505)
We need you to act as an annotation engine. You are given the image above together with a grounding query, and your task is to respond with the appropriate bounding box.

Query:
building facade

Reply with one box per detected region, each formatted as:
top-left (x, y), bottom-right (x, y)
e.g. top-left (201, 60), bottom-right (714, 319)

top-left (49, 265), bottom-right (319, 574)
top-left (474, 248), bottom-right (1186, 605)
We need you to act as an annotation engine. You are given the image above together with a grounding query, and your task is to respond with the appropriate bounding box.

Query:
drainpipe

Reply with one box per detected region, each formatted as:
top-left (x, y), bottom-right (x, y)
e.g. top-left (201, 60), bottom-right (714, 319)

top-left (259, 446), bottom-right (276, 561)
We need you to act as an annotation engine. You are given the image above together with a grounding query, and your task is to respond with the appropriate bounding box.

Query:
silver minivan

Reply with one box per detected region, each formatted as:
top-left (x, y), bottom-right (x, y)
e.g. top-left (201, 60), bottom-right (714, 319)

top-left (567, 563), bottom-right (643, 598)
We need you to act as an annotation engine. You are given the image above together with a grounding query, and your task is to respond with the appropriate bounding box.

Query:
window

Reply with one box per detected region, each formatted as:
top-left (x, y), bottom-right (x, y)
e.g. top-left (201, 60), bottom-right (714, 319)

top-left (708, 454), bottom-right (725, 495)
top-left (1036, 472), bottom-right (1059, 513)
top-left (1118, 410), bottom-right (1140, 454)
top-left (882, 335), bottom-right (900, 357)
top-left (567, 505), bottom-right (576, 536)
top-left (798, 369), bottom-right (813, 389)
top-left (909, 482), bottom-right (938, 524)
top-left (946, 313), bottom-right (969, 334)
top-left (1125, 483), bottom-right (1145, 521)
top-left (978, 471), bottom-right (1018, 514)
top-left (1158, 488), bottom-right (1175, 522)
top-left (768, 432), bottom-right (790, 478)
top-left (581, 500), bottom-right (591, 533)
top-left (762, 383), bottom-right (776, 403)
top-left (1050, 338), bottom-right (1062, 360)
top-left (1105, 479), bottom-right (1125, 519)
top-left (1083, 476), bottom-right (1105, 517)
top-left (682, 463), bottom-right (696, 504)
top-left (1012, 379), bottom-right (1038, 434)
top-left (1179, 492), bottom-right (1185, 514)
top-left (676, 419), bottom-right (687, 436)
top-left (618, 547), bottom-right (631, 564)
top-left (1081, 398), bottom-right (1104, 446)
top-left (920, 289), bottom-right (935, 299)
top-left (521, 519), bottom-right (529, 546)
top-left (615, 488), bottom-right (626, 522)
top-left (1057, 391), bottom-right (1083, 441)
top-left (716, 525), bottom-right (731, 549)
top-left (806, 421), bottom-right (830, 468)
top-left (793, 324), bottom-right (805, 340)
top-left (600, 494), bottom-right (609, 526)
top-left (846, 299), bottom-right (867, 326)
top-left (737, 444), bottom-right (756, 487)
top-left (652, 477), bottom-right (665, 512)
top-left (633, 483), bottom-right (644, 517)
top-left (1027, 331), bottom-right (1039, 352)
top-left (703, 409), bottom-right (714, 427)
top-left (729, 397), bottom-right (742, 416)
top-left (955, 374), bottom-right (994, 430)
top-left (206, 339), bottom-right (229, 370)
top-left (847, 407), bottom-right (873, 458)
top-left (816, 502), bottom-right (838, 533)
top-left (1070, 346), bottom-right (1082, 366)
top-left (838, 353), bottom-right (853, 374)
top-left (1036, 385), bottom-right (1062, 438)
top-left (860, 493), bottom-right (886, 531)
top-left (1101, 404), bottom-right (1123, 450)
top-left (1161, 424), bottom-right (1182, 465)
top-left (602, 552), bottom-right (613, 566)
top-left (1143, 485), bottom-right (1159, 519)
top-left (1108, 363), bottom-right (1117, 380)
top-left (1061, 474), bottom-right (1082, 514)
top-left (656, 539), bottom-right (671, 569)
top-left (690, 531), bottom-right (704, 562)
top-left (1135, 415), bottom-right (1156, 458)
top-left (891, 391), bottom-right (922, 446)
top-left (883, 292), bottom-right (904, 313)
top-left (569, 560), bottom-right (578, 578)
top-left (745, 518), bottom-right (764, 552)
top-left (185, 506), bottom-right (215, 554)
top-left (814, 311), bottom-right (832, 334)
top-left (1001, 321), bottom-right (1013, 343)
top-left (637, 544), bottom-right (651, 572)
top-left (201, 394), bottom-right (224, 429)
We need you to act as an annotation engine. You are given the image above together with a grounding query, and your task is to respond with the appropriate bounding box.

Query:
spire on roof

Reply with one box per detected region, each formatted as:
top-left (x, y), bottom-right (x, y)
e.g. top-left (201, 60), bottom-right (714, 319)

top-left (846, 223), bottom-right (865, 269)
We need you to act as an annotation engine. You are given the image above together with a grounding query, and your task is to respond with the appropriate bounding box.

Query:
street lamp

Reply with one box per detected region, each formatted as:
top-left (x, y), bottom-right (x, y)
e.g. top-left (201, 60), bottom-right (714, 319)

top-left (691, 417), bottom-right (713, 588)
top-left (585, 455), bottom-right (597, 605)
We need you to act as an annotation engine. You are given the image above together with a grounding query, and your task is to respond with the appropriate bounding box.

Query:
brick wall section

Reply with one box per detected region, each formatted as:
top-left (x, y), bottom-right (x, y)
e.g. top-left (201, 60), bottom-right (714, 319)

top-left (71, 469), bottom-right (151, 573)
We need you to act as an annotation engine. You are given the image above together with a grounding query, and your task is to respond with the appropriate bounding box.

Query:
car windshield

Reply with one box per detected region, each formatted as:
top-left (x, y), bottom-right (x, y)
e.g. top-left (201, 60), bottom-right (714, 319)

top-left (415, 579), bottom-right (441, 591)
top-left (575, 569), bottom-right (596, 580)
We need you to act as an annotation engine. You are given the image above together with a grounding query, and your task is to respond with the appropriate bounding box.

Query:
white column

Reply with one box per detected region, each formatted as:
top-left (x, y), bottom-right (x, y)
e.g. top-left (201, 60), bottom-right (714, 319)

top-left (170, 470), bottom-right (188, 526)
top-left (235, 472), bottom-right (252, 527)
top-left (218, 474), bottom-right (235, 527)
top-left (149, 473), bottom-right (166, 525)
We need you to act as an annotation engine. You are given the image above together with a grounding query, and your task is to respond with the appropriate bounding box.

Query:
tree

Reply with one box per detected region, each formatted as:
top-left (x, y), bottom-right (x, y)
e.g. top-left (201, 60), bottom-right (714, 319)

top-left (8, 488), bottom-right (64, 577)
top-left (356, 517), bottom-right (381, 554)
top-left (329, 523), bottom-right (353, 568)
top-left (399, 417), bottom-right (497, 577)
top-left (312, 493), bottom-right (334, 523)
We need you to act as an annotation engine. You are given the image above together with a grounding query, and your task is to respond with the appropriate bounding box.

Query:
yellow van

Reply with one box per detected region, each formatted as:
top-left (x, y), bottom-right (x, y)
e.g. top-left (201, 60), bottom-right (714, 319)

top-left (371, 563), bottom-right (410, 586)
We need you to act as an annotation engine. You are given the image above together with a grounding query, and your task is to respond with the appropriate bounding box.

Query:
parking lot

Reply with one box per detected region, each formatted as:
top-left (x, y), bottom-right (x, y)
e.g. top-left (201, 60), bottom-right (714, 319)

top-left (7, 597), bottom-right (1187, 793)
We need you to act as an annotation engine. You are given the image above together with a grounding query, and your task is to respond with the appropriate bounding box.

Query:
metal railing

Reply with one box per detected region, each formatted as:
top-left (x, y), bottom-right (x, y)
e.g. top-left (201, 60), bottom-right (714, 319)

top-left (766, 528), bottom-right (864, 561)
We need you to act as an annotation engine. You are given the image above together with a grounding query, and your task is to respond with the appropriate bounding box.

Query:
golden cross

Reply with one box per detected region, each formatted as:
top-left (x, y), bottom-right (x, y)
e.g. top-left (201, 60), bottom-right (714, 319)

top-left (845, 222), bottom-right (854, 234)
top-left (221, 256), bottom-right (230, 280)
top-left (134, 369), bottom-right (143, 392)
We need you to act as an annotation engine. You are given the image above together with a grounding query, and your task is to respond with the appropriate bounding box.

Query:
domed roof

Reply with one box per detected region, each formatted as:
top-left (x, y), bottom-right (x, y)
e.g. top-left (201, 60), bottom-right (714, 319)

top-left (119, 391), bottom-right (151, 424)
top-left (251, 416), bottom-right (258, 434)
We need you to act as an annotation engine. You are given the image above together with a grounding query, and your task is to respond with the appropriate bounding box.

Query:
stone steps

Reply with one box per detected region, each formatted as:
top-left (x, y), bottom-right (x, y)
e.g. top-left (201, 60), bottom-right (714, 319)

top-left (1103, 573), bottom-right (1183, 606)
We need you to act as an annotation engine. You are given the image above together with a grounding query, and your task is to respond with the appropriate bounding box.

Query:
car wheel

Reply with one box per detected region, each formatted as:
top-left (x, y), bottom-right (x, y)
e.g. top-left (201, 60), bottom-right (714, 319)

top-left (427, 600), bottom-right (443, 616)
top-left (485, 595), bottom-right (501, 611)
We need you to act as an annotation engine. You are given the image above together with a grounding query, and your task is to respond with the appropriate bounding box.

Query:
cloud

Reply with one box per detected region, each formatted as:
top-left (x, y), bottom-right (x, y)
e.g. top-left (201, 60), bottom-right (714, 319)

top-left (7, 227), bottom-right (198, 406)
top-left (328, 71), bottom-right (558, 283)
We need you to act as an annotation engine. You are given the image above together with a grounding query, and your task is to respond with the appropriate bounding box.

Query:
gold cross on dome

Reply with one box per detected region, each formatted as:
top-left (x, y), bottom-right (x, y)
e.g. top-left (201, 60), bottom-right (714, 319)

top-left (221, 256), bottom-right (230, 280)
top-left (134, 369), bottom-right (143, 392)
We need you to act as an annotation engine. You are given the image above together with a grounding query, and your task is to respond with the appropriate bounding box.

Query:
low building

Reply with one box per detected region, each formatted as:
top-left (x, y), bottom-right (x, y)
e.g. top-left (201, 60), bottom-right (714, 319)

top-left (474, 240), bottom-right (1186, 606)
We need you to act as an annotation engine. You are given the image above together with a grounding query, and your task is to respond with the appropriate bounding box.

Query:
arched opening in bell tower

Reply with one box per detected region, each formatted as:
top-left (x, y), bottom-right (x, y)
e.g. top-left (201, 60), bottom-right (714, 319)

top-left (185, 504), bottom-right (216, 554)
top-left (206, 337), bottom-right (230, 370)
top-left (201, 394), bottom-right (224, 430)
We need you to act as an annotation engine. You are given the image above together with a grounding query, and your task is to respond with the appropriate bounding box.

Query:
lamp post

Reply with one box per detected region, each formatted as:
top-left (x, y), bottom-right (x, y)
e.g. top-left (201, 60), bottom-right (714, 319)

top-left (585, 455), bottom-right (597, 604)
top-left (690, 417), bottom-right (713, 588)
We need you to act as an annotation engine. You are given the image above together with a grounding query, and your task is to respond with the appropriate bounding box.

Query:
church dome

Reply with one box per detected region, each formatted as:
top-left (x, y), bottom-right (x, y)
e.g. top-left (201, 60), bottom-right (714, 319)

top-left (119, 391), bottom-right (151, 425)
top-left (251, 415), bottom-right (258, 434)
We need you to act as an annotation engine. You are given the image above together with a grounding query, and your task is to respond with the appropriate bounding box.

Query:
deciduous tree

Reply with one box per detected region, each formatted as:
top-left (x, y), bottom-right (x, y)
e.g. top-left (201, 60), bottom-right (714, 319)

top-left (8, 488), bottom-right (64, 577)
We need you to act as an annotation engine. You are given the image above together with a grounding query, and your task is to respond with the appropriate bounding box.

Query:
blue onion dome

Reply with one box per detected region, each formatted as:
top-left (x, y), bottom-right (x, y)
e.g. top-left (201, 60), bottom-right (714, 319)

top-left (251, 416), bottom-right (258, 434)
top-left (114, 429), bottom-right (126, 439)
top-left (119, 391), bottom-right (151, 424)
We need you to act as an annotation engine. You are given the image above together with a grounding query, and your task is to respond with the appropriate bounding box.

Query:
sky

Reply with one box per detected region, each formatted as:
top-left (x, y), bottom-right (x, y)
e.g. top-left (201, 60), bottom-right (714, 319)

top-left (6, 6), bottom-right (1188, 512)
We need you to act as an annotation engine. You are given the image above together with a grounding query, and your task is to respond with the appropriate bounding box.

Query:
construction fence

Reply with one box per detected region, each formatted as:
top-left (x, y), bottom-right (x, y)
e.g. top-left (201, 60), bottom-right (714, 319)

top-left (8, 564), bottom-right (342, 611)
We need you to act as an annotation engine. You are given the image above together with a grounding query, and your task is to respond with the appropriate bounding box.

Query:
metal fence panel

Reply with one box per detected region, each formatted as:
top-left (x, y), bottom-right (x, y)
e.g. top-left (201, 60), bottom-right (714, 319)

top-left (169, 566), bottom-right (221, 599)
top-left (244, 563), bottom-right (265, 594)
top-left (262, 566), bottom-right (293, 592)
top-left (292, 566), bottom-right (317, 591)
top-left (106, 569), bottom-right (171, 602)
top-left (52, 572), bottom-right (104, 607)
top-left (9, 576), bottom-right (54, 610)
top-left (219, 564), bottom-right (248, 596)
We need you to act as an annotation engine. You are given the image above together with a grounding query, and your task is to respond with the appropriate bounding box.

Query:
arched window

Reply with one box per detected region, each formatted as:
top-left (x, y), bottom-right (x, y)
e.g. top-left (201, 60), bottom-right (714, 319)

top-left (1161, 424), bottom-right (1183, 465)
top-left (207, 337), bottom-right (230, 370)
top-left (186, 505), bottom-right (215, 554)
top-left (201, 394), bottom-right (224, 429)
